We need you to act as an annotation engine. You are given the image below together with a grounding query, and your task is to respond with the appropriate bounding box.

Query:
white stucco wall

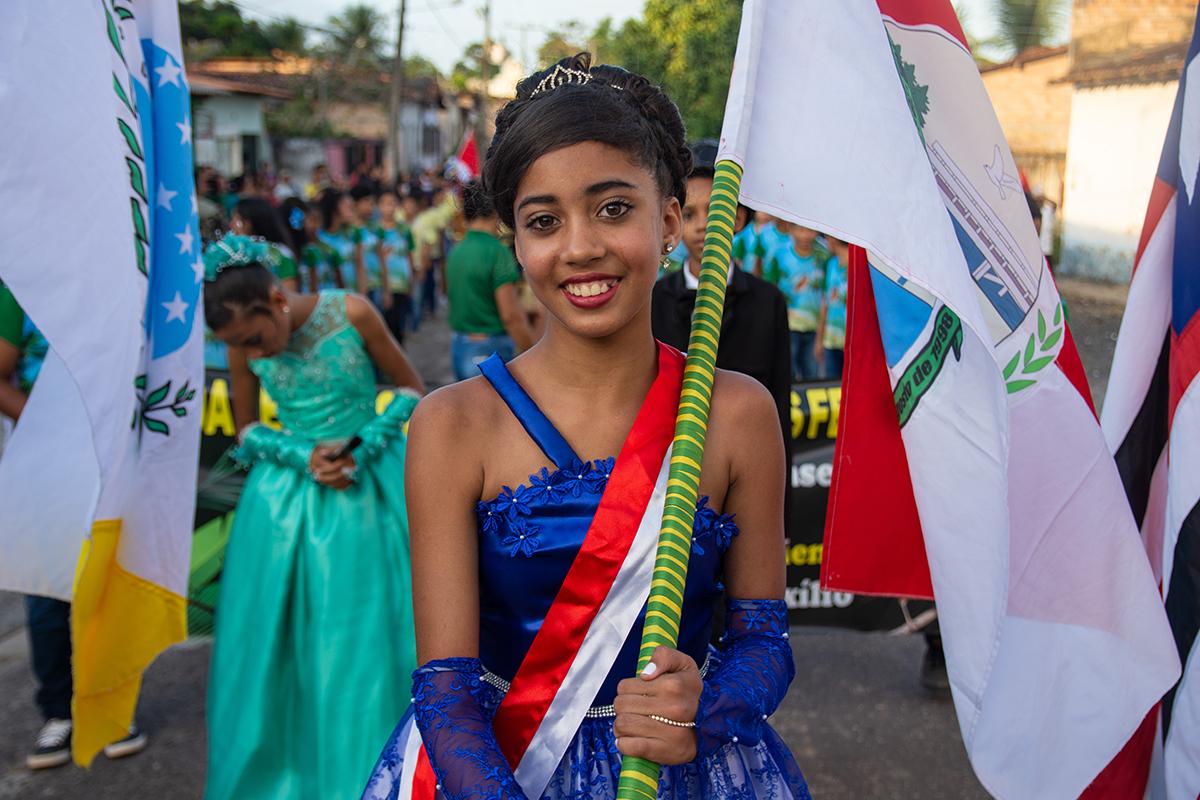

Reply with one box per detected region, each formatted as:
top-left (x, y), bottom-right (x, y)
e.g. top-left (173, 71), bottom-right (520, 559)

top-left (197, 95), bottom-right (265, 138)
top-left (1060, 82), bottom-right (1177, 281)
top-left (192, 94), bottom-right (273, 177)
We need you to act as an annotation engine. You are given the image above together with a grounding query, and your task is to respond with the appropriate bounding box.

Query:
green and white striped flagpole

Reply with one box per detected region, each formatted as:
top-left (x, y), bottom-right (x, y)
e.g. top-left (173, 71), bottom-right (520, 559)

top-left (616, 159), bottom-right (744, 800)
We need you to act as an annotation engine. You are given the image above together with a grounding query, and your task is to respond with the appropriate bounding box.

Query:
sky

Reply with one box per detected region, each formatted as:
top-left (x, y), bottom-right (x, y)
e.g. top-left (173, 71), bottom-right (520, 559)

top-left (238, 0), bottom-right (646, 73)
top-left (237, 0), bottom-right (1067, 74)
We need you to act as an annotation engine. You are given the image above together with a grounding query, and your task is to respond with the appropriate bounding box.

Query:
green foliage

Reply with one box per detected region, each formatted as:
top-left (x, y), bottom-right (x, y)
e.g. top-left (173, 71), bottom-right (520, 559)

top-left (450, 42), bottom-right (487, 93)
top-left (323, 4), bottom-right (389, 67)
top-left (536, 0), bottom-right (743, 140)
top-left (989, 0), bottom-right (1067, 57)
top-left (401, 54), bottom-right (443, 83)
top-left (180, 1), bottom-right (307, 57)
top-left (264, 97), bottom-right (338, 139)
top-left (537, 20), bottom-right (599, 68)
top-left (263, 18), bottom-right (307, 54)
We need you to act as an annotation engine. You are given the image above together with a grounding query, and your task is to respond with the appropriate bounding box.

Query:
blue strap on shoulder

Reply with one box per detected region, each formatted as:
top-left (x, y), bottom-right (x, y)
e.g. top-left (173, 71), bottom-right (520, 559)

top-left (477, 354), bottom-right (580, 470)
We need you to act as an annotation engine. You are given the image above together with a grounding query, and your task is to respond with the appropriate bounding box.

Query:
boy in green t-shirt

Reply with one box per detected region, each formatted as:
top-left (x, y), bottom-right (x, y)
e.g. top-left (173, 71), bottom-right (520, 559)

top-left (445, 182), bottom-right (533, 380)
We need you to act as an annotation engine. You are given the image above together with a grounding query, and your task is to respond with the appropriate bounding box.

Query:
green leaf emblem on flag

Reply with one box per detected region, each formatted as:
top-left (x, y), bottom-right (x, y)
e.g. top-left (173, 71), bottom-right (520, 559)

top-left (132, 375), bottom-right (196, 438)
top-left (1002, 302), bottom-right (1064, 394)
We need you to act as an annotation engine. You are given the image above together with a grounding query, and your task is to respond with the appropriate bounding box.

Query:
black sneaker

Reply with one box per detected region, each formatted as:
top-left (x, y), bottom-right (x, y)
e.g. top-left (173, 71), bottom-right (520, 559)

top-left (103, 725), bottom-right (148, 760)
top-left (920, 638), bottom-right (951, 693)
top-left (26, 718), bottom-right (72, 770)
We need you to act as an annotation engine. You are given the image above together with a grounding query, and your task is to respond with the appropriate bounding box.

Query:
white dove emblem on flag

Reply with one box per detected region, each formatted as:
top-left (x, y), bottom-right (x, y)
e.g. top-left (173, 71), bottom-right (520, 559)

top-left (983, 144), bottom-right (1022, 200)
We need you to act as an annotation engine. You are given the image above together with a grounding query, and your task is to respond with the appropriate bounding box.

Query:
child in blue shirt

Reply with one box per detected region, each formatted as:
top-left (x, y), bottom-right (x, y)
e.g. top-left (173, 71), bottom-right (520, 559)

top-left (763, 224), bottom-right (830, 380)
top-left (818, 236), bottom-right (850, 380)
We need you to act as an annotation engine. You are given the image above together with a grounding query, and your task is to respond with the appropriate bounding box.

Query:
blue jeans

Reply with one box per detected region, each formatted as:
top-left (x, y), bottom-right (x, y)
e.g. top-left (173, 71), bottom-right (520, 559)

top-left (824, 348), bottom-right (845, 380)
top-left (25, 596), bottom-right (71, 720)
top-left (410, 292), bottom-right (422, 331)
top-left (452, 332), bottom-right (515, 381)
top-left (790, 330), bottom-right (819, 381)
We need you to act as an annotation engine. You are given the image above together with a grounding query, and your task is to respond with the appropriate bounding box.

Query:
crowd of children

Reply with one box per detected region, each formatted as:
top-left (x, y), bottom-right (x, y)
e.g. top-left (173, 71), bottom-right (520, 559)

top-left (658, 183), bottom-right (849, 383)
top-left (749, 217), bottom-right (848, 381)
top-left (6, 130), bottom-right (845, 786)
top-left (195, 162), bottom-right (467, 369)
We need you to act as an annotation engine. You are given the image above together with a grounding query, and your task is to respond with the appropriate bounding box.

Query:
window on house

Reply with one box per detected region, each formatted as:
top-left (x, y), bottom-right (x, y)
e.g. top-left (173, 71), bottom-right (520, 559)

top-left (241, 134), bottom-right (260, 174)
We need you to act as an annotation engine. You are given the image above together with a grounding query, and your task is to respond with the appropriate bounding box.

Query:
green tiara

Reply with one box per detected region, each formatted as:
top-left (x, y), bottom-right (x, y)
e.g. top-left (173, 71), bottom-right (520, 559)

top-left (202, 234), bottom-right (277, 282)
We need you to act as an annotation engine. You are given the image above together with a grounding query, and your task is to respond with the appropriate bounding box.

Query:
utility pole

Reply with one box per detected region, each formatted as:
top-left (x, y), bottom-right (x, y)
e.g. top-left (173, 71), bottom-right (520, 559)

top-left (386, 0), bottom-right (408, 182)
top-left (474, 0), bottom-right (493, 161)
top-left (506, 23), bottom-right (548, 72)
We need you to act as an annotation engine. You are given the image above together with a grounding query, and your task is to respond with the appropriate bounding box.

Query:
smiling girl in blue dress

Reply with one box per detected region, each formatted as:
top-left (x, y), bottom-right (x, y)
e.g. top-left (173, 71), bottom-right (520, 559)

top-left (365, 54), bottom-right (810, 800)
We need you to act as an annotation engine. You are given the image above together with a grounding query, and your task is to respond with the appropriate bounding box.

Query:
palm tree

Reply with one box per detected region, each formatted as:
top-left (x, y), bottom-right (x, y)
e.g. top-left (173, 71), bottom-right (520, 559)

top-left (990, 0), bottom-right (1067, 57)
top-left (263, 18), bottom-right (307, 55)
top-left (326, 4), bottom-right (389, 66)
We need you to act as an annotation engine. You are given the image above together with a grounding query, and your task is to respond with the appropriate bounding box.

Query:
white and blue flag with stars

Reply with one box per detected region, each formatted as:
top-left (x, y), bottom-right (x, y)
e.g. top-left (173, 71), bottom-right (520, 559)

top-left (0, 1), bottom-right (204, 765)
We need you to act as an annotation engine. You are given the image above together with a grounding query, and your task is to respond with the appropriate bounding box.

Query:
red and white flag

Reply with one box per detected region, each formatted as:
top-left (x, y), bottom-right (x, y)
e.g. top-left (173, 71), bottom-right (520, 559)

top-left (716, 1), bottom-right (1181, 796)
top-left (1101, 9), bottom-right (1200, 797)
top-left (448, 130), bottom-right (481, 182)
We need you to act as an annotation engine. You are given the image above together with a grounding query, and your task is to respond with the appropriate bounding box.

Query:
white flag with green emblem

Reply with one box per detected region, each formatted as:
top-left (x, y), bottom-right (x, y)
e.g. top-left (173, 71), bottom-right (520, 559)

top-left (717, 0), bottom-right (1180, 796)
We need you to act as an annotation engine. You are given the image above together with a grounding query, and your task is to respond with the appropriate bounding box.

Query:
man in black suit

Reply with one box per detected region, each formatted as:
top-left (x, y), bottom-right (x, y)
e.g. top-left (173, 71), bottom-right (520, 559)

top-left (651, 141), bottom-right (793, 445)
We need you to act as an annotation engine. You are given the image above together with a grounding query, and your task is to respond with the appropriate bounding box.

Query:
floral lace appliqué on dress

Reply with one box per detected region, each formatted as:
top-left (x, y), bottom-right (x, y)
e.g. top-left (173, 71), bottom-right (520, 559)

top-left (476, 459), bottom-right (736, 560)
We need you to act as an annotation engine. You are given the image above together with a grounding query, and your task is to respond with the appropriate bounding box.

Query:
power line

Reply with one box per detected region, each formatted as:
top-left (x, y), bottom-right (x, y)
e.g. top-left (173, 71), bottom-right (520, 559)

top-left (422, 0), bottom-right (465, 51)
top-left (207, 0), bottom-right (339, 38)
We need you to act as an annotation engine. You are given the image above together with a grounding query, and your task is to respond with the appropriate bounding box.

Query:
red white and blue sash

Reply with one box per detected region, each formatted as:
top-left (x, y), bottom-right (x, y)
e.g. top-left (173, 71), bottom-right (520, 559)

top-left (401, 342), bottom-right (684, 798)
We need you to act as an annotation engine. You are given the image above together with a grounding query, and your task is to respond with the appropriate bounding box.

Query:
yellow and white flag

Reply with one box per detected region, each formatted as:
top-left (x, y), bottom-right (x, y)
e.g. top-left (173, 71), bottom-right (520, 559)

top-left (0, 1), bottom-right (202, 765)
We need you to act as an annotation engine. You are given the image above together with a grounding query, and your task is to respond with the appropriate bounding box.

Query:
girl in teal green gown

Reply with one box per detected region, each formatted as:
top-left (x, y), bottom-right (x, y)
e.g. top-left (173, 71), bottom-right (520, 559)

top-left (200, 235), bottom-right (426, 800)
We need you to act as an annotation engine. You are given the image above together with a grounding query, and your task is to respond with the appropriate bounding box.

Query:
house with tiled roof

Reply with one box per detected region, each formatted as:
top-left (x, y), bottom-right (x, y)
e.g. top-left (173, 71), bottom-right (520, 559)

top-left (188, 54), bottom-right (471, 182)
top-left (188, 67), bottom-right (291, 178)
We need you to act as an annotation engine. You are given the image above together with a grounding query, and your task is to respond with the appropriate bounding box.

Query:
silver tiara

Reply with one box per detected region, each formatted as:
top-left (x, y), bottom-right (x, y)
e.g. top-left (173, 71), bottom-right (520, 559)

top-left (530, 64), bottom-right (623, 98)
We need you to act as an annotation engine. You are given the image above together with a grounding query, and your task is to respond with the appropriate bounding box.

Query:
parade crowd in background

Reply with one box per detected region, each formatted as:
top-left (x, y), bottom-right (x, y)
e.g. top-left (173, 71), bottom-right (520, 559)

top-left (1, 140), bottom-right (842, 786)
top-left (0, 97), bottom-right (1047, 800)
top-left (0, 127), bottom-right (1061, 793)
top-left (6, 0), bottom-right (1200, 795)
top-left (189, 152), bottom-right (852, 386)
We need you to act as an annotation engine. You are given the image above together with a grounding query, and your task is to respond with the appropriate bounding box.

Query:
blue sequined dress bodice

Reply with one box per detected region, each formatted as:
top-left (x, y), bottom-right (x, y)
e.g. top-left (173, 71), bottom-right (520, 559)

top-left (362, 347), bottom-right (810, 800)
top-left (474, 354), bottom-right (737, 704)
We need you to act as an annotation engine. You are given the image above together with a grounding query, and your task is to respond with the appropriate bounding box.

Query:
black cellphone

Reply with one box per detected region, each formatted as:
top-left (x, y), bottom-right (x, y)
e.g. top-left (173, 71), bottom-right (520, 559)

top-left (329, 435), bottom-right (363, 461)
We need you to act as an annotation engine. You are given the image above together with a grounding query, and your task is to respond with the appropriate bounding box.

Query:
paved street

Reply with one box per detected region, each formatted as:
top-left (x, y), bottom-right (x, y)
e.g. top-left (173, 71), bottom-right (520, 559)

top-left (0, 278), bottom-right (1126, 799)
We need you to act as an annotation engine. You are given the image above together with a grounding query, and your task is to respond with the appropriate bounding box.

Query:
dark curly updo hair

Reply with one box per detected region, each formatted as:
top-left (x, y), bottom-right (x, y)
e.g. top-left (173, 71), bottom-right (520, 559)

top-left (483, 53), bottom-right (691, 229)
top-left (204, 264), bottom-right (277, 332)
top-left (461, 180), bottom-right (495, 222)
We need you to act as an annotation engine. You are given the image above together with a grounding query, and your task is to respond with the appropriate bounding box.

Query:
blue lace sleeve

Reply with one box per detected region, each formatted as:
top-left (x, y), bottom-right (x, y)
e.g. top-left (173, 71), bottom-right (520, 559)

top-left (694, 598), bottom-right (795, 759)
top-left (413, 657), bottom-right (529, 800)
top-left (233, 423), bottom-right (313, 473)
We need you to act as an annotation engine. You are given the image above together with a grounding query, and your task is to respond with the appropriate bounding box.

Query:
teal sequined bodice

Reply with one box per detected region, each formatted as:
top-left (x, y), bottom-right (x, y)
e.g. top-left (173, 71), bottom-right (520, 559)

top-left (249, 291), bottom-right (376, 442)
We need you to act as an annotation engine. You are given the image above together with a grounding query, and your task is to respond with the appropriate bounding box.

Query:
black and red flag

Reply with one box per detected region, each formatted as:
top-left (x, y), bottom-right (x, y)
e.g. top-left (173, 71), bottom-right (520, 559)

top-left (1100, 8), bottom-right (1200, 794)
